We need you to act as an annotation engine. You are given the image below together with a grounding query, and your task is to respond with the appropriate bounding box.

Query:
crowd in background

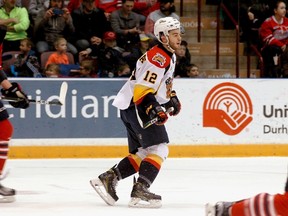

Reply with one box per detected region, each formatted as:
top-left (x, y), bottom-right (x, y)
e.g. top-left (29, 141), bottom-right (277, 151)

top-left (217, 0), bottom-right (288, 78)
top-left (4, 0), bottom-right (288, 79)
top-left (0, 0), bottom-right (199, 78)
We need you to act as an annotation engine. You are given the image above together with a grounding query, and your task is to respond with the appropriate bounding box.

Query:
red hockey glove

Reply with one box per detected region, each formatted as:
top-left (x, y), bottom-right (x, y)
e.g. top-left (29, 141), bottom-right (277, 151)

top-left (1, 82), bottom-right (30, 109)
top-left (165, 90), bottom-right (181, 116)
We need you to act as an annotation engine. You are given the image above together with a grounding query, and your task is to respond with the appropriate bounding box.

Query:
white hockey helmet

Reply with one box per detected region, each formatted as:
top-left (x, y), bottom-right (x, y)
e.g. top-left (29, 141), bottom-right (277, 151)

top-left (154, 17), bottom-right (181, 43)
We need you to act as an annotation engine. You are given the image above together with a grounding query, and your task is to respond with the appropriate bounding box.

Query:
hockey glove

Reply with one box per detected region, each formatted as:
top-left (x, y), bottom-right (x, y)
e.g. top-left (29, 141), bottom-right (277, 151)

top-left (164, 90), bottom-right (181, 116)
top-left (1, 82), bottom-right (30, 109)
top-left (146, 103), bottom-right (168, 125)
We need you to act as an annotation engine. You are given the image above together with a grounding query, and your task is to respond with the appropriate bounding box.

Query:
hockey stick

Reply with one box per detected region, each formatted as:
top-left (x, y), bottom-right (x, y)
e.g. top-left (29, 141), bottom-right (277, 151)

top-left (58, 81), bottom-right (68, 105)
top-left (1, 81), bottom-right (68, 106)
top-left (143, 107), bottom-right (174, 129)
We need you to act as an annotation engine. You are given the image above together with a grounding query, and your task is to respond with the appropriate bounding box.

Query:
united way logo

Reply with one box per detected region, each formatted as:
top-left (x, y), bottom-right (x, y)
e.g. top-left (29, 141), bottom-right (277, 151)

top-left (203, 82), bottom-right (253, 135)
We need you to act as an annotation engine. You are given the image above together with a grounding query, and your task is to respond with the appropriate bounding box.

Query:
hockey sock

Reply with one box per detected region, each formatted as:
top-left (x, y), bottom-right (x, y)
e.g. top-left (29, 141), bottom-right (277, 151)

top-left (0, 141), bottom-right (9, 173)
top-left (137, 154), bottom-right (163, 187)
top-left (0, 120), bottom-right (13, 174)
top-left (231, 194), bottom-right (270, 216)
top-left (116, 154), bottom-right (141, 180)
top-left (230, 201), bottom-right (245, 216)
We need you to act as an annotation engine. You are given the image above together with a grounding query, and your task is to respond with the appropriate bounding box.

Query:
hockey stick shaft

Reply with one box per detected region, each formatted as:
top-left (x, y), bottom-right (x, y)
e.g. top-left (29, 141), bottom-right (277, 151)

top-left (1, 96), bottom-right (62, 105)
top-left (143, 107), bottom-right (174, 129)
top-left (1, 81), bottom-right (68, 106)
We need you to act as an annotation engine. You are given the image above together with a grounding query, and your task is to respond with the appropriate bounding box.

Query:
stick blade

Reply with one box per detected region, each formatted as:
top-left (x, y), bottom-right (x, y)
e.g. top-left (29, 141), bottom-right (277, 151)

top-left (59, 81), bottom-right (68, 105)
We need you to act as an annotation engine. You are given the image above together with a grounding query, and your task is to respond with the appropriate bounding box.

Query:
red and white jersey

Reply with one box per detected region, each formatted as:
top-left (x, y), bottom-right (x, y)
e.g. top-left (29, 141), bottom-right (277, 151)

top-left (231, 192), bottom-right (288, 216)
top-left (112, 44), bottom-right (176, 110)
top-left (259, 15), bottom-right (288, 48)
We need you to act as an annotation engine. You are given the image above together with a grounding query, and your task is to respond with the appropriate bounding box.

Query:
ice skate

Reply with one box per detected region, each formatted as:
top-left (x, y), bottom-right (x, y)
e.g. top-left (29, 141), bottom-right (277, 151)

top-left (90, 166), bottom-right (118, 206)
top-left (0, 183), bottom-right (16, 203)
top-left (128, 181), bottom-right (162, 208)
top-left (205, 201), bottom-right (233, 216)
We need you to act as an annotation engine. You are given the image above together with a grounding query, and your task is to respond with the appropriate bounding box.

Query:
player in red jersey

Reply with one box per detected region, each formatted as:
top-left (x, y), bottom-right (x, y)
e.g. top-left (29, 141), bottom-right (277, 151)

top-left (90, 17), bottom-right (182, 208)
top-left (0, 25), bottom-right (29, 203)
top-left (206, 177), bottom-right (288, 216)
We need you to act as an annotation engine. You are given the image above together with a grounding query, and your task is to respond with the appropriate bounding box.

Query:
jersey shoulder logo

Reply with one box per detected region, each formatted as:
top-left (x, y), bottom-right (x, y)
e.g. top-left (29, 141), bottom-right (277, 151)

top-left (152, 53), bottom-right (166, 67)
top-left (147, 45), bottom-right (170, 68)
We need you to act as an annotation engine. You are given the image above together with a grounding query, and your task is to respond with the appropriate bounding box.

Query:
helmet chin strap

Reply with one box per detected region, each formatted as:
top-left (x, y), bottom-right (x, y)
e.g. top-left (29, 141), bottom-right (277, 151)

top-left (161, 35), bottom-right (175, 53)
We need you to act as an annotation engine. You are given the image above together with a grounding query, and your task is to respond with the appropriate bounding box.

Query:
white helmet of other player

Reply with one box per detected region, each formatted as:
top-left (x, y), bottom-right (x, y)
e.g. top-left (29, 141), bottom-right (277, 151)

top-left (154, 17), bottom-right (181, 45)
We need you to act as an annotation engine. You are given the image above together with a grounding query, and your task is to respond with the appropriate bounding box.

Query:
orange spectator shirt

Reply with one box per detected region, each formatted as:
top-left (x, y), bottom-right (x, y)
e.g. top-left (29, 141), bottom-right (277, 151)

top-left (45, 53), bottom-right (69, 68)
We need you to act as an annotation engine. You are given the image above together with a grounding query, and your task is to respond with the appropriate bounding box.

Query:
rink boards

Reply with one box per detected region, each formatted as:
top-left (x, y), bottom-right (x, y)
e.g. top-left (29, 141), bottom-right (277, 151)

top-left (9, 144), bottom-right (288, 158)
top-left (6, 78), bottom-right (288, 158)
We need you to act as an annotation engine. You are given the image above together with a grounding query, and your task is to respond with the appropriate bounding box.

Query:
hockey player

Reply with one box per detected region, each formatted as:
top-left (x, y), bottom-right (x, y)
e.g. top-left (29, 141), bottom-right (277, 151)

top-left (0, 25), bottom-right (30, 202)
top-left (90, 17), bottom-right (182, 208)
top-left (205, 177), bottom-right (288, 216)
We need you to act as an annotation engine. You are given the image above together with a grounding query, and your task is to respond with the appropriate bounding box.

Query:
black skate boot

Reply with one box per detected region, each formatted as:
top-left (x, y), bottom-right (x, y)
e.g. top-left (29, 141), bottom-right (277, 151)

top-left (0, 183), bottom-right (16, 203)
top-left (128, 180), bottom-right (162, 208)
top-left (205, 201), bottom-right (234, 216)
top-left (90, 165), bottom-right (118, 205)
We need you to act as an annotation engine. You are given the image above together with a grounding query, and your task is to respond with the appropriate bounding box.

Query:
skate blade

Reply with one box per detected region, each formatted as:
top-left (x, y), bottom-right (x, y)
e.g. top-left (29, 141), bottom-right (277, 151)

top-left (205, 203), bottom-right (216, 216)
top-left (128, 197), bottom-right (162, 208)
top-left (0, 195), bottom-right (15, 203)
top-left (90, 178), bottom-right (116, 206)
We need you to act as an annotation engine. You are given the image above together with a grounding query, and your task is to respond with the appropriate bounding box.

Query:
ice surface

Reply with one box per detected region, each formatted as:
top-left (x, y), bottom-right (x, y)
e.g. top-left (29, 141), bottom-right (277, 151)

top-left (1, 157), bottom-right (287, 216)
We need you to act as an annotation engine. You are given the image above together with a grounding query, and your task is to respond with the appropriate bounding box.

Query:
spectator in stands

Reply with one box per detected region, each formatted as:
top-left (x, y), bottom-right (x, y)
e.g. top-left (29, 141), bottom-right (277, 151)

top-left (115, 63), bottom-right (130, 77)
top-left (45, 63), bottom-right (60, 77)
top-left (0, 0), bottom-right (30, 52)
top-left (67, 0), bottom-right (84, 12)
top-left (123, 33), bottom-right (151, 70)
top-left (0, 0), bottom-right (21, 6)
top-left (80, 60), bottom-right (95, 77)
top-left (221, 0), bottom-right (270, 43)
top-left (12, 38), bottom-right (41, 77)
top-left (45, 37), bottom-right (70, 68)
top-left (110, 0), bottom-right (142, 52)
top-left (70, 59), bottom-right (95, 77)
top-left (182, 40), bottom-right (191, 63)
top-left (69, 0), bottom-right (158, 23)
top-left (33, 0), bottom-right (77, 56)
top-left (28, 0), bottom-right (49, 25)
top-left (144, 0), bottom-right (179, 40)
top-left (67, 0), bottom-right (122, 21)
top-left (80, 31), bottom-right (126, 77)
top-left (97, 31), bottom-right (128, 77)
top-left (174, 40), bottom-right (191, 78)
top-left (68, 0), bottom-right (160, 20)
top-left (246, 2), bottom-right (269, 47)
top-left (78, 46), bottom-right (98, 59)
top-left (186, 63), bottom-right (201, 78)
top-left (133, 0), bottom-right (159, 18)
top-left (71, 0), bottom-right (112, 51)
top-left (259, 0), bottom-right (288, 78)
top-left (132, 0), bottom-right (159, 26)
